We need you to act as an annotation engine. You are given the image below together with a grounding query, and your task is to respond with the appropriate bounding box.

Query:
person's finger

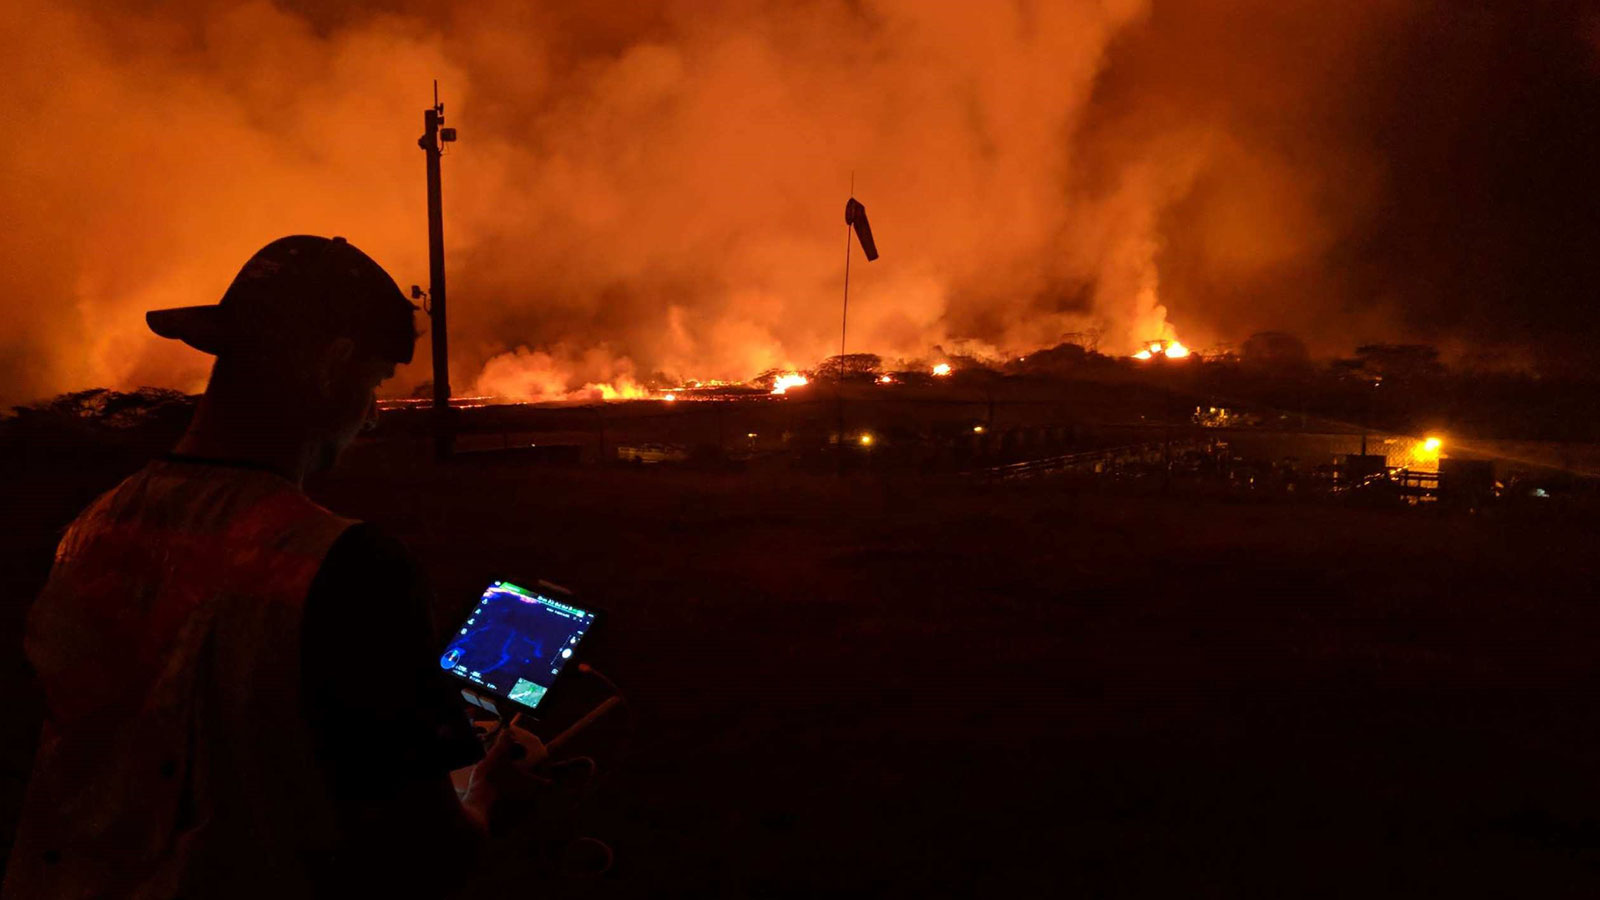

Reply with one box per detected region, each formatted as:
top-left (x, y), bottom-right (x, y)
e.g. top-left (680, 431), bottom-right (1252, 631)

top-left (511, 727), bottom-right (549, 767)
top-left (481, 726), bottom-right (517, 768)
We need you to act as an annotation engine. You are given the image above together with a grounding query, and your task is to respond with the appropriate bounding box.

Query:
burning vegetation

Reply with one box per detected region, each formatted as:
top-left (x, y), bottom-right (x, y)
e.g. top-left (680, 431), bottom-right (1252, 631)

top-left (1132, 340), bottom-right (1191, 361)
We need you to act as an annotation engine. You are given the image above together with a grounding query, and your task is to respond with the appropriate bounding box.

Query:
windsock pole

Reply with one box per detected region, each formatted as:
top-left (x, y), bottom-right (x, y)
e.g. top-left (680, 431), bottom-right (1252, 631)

top-left (837, 175), bottom-right (854, 454)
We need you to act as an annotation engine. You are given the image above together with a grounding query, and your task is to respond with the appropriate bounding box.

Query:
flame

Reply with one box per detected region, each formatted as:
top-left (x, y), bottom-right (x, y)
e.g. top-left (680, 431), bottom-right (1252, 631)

top-left (932, 363), bottom-right (952, 376)
top-left (1131, 338), bottom-right (1192, 361)
top-left (662, 392), bottom-right (678, 402)
top-left (771, 372), bottom-right (808, 395)
top-left (878, 374), bottom-right (894, 384)
top-left (859, 433), bottom-right (875, 446)
top-left (586, 380), bottom-right (651, 401)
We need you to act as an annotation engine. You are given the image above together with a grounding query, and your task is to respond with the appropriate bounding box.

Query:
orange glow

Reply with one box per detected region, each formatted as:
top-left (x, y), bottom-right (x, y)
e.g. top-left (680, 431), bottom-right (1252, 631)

top-left (859, 433), bottom-right (875, 446)
top-left (1165, 340), bottom-right (1190, 358)
top-left (771, 372), bottom-right (808, 395)
top-left (932, 363), bottom-right (952, 376)
top-left (7, 0), bottom-right (1366, 412)
top-left (1133, 349), bottom-right (1153, 360)
top-left (662, 392), bottom-right (678, 402)
top-left (878, 374), bottom-right (894, 384)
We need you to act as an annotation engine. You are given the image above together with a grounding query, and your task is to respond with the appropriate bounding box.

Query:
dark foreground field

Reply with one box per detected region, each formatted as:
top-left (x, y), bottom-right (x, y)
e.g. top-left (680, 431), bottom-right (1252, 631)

top-left (7, 451), bottom-right (1600, 896)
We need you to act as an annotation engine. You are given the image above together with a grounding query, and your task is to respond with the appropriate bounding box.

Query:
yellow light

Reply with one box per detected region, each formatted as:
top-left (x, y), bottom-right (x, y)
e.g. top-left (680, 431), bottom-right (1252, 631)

top-left (973, 425), bottom-right (985, 434)
top-left (1165, 341), bottom-right (1190, 359)
top-left (932, 363), bottom-right (952, 376)
top-left (1150, 342), bottom-right (1163, 353)
top-left (1133, 349), bottom-right (1153, 360)
top-left (878, 374), bottom-right (893, 384)
top-left (746, 432), bottom-right (757, 439)
top-left (859, 433), bottom-right (874, 446)
top-left (1423, 436), bottom-right (1442, 453)
top-left (662, 392), bottom-right (677, 402)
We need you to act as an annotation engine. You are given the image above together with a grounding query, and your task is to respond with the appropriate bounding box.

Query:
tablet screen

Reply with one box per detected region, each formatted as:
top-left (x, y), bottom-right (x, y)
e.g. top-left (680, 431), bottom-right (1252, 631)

top-left (439, 580), bottom-right (598, 710)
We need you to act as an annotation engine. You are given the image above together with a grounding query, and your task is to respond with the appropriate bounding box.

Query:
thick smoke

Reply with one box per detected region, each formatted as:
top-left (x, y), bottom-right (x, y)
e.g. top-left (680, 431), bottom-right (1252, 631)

top-left (2, 0), bottom-right (1597, 405)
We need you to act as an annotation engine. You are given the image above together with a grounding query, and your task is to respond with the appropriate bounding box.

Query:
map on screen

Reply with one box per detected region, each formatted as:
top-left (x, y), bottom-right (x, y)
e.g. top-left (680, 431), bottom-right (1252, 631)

top-left (440, 581), bottom-right (596, 710)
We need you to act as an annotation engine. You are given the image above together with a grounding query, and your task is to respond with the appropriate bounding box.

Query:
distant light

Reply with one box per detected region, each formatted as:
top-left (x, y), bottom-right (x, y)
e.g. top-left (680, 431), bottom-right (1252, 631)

top-left (932, 363), bottom-right (952, 376)
top-left (1166, 341), bottom-right (1190, 359)
top-left (1422, 436), bottom-right (1443, 453)
top-left (746, 432), bottom-right (757, 439)
top-left (662, 392), bottom-right (677, 402)
top-left (859, 433), bottom-right (875, 446)
top-left (1149, 342), bottom-right (1163, 353)
top-left (1133, 349), bottom-right (1153, 360)
top-left (878, 374), bottom-right (894, 384)
top-left (973, 425), bottom-right (985, 434)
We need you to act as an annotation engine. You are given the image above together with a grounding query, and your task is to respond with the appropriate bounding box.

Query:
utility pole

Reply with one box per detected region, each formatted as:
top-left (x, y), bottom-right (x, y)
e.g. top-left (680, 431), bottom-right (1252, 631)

top-left (419, 81), bottom-right (457, 460)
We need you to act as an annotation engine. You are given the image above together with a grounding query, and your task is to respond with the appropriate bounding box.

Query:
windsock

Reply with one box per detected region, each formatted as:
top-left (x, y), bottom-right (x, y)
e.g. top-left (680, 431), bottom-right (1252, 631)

top-left (845, 197), bottom-right (879, 261)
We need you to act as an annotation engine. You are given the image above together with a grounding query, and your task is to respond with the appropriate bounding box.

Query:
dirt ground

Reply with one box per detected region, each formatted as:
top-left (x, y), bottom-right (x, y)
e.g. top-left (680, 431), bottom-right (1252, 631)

top-left (6, 451), bottom-right (1600, 896)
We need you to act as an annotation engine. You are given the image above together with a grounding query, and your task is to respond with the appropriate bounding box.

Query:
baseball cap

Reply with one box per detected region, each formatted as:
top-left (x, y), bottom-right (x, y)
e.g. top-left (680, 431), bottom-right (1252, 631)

top-left (146, 235), bottom-right (418, 364)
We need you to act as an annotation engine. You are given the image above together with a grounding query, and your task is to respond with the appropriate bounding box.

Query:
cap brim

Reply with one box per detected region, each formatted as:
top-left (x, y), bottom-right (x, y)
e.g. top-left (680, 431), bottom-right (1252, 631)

top-left (146, 306), bottom-right (230, 356)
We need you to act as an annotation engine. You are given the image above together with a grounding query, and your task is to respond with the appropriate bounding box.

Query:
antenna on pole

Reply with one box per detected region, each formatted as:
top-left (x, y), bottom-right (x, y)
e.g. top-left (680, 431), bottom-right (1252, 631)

top-left (418, 80), bottom-right (459, 461)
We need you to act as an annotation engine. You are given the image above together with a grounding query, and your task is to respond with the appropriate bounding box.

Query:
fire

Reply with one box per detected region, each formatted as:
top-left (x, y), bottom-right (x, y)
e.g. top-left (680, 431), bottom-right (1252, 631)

top-left (932, 363), bottom-right (952, 376)
top-left (771, 373), bottom-right (808, 395)
top-left (588, 380), bottom-right (651, 401)
top-left (878, 374), bottom-right (894, 384)
top-left (661, 392), bottom-right (678, 402)
top-left (1132, 339), bottom-right (1191, 361)
top-left (859, 433), bottom-right (875, 446)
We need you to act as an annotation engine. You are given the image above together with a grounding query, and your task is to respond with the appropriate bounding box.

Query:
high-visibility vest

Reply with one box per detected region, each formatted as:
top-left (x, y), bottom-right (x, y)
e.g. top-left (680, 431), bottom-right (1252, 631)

top-left (4, 459), bottom-right (356, 899)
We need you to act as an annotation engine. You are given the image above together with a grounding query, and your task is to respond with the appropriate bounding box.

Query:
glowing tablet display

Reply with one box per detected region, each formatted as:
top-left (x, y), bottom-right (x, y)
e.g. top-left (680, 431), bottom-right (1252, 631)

top-left (440, 581), bottom-right (596, 710)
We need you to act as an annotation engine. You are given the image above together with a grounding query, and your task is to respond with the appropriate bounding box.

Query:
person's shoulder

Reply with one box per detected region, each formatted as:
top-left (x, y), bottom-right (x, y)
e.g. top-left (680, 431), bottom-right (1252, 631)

top-left (309, 522), bottom-right (426, 610)
top-left (303, 522), bottom-right (431, 661)
top-left (54, 464), bottom-right (172, 560)
top-left (323, 521), bottom-right (415, 569)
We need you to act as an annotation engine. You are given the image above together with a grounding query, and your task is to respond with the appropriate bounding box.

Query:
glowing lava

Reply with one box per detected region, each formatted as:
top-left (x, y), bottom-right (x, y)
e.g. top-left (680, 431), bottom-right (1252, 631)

top-left (771, 373), bottom-right (808, 395)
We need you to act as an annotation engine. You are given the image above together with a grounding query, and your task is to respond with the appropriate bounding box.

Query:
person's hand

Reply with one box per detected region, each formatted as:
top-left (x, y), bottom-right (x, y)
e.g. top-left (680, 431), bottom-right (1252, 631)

top-left (461, 725), bottom-right (549, 835)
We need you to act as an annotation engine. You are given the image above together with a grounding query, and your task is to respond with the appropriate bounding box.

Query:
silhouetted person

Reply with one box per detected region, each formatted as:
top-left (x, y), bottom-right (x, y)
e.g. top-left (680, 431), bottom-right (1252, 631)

top-left (3, 236), bottom-right (519, 898)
